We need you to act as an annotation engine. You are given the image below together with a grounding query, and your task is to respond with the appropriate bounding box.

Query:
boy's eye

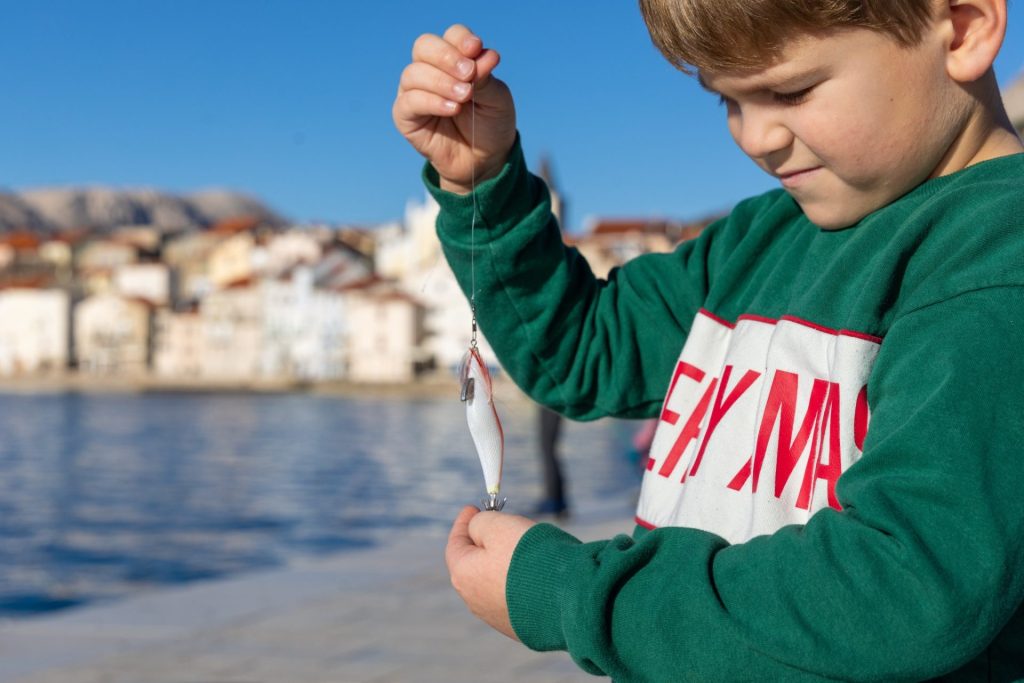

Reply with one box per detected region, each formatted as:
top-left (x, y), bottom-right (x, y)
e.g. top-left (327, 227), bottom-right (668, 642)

top-left (772, 86), bottom-right (814, 105)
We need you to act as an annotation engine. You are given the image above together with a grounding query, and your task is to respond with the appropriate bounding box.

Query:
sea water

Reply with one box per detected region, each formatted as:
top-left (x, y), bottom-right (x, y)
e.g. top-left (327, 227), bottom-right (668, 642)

top-left (0, 391), bottom-right (639, 617)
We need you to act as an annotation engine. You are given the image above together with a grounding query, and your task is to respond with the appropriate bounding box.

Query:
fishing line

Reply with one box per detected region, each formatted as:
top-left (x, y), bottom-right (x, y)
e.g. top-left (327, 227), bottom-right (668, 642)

top-left (418, 248), bottom-right (442, 295)
top-left (469, 97), bottom-right (478, 350)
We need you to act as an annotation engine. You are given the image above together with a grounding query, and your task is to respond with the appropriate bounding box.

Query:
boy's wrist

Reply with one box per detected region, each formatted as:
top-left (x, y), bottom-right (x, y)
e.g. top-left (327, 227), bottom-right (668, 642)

top-left (438, 158), bottom-right (509, 195)
top-left (506, 522), bottom-right (579, 651)
top-left (423, 133), bottom-right (545, 247)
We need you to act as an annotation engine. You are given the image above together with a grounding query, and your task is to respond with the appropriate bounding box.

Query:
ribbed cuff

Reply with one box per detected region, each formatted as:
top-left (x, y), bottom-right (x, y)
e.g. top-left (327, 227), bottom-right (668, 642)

top-left (422, 134), bottom-right (540, 248)
top-left (506, 521), bottom-right (582, 652)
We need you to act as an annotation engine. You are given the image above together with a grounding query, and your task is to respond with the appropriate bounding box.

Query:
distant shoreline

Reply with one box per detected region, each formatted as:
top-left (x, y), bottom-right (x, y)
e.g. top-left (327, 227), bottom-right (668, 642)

top-left (0, 372), bottom-right (527, 401)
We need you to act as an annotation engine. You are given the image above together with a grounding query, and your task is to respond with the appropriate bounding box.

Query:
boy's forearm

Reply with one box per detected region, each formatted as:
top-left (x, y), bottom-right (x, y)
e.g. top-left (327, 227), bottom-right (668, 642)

top-left (425, 137), bottom-right (697, 420)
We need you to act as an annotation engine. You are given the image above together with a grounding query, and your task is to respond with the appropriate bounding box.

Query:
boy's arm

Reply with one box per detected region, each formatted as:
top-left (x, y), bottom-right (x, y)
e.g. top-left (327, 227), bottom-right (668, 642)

top-left (427, 138), bottom-right (722, 420)
top-left (505, 286), bottom-right (1024, 680)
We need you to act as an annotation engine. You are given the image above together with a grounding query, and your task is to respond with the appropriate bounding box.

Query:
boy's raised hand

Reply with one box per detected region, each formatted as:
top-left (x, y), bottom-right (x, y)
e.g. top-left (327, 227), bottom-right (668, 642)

top-left (393, 25), bottom-right (516, 194)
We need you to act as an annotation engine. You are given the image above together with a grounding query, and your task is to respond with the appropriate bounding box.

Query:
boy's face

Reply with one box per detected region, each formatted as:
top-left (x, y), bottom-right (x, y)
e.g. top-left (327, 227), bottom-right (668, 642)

top-left (702, 26), bottom-right (969, 229)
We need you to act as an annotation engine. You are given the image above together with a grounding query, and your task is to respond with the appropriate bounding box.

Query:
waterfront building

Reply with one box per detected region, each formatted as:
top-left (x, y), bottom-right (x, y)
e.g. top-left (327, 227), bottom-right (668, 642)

top-left (162, 231), bottom-right (220, 305)
top-left (75, 239), bottom-right (138, 272)
top-left (335, 227), bottom-right (376, 264)
top-left (153, 309), bottom-right (203, 378)
top-left (342, 277), bottom-right (427, 383)
top-left (208, 232), bottom-right (259, 290)
top-left (38, 239), bottom-right (73, 286)
top-left (570, 218), bottom-right (713, 279)
top-left (261, 268), bottom-right (346, 381)
top-left (263, 230), bottom-right (322, 276)
top-left (74, 293), bottom-right (152, 375)
top-left (311, 246), bottom-right (373, 290)
top-left (109, 225), bottom-right (162, 254)
top-left (0, 288), bottom-right (69, 375)
top-left (198, 283), bottom-right (263, 380)
top-left (0, 232), bottom-right (61, 289)
top-left (114, 262), bottom-right (172, 307)
top-left (197, 273), bottom-right (347, 382)
top-left (370, 220), bottom-right (411, 281)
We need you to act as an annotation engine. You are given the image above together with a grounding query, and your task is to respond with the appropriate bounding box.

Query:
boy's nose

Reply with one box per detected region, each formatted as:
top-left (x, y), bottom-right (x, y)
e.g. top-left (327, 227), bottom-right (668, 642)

top-left (731, 109), bottom-right (793, 160)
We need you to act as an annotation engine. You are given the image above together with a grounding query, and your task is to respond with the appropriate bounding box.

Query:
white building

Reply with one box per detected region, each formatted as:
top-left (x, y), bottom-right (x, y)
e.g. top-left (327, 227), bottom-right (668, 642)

top-left (372, 218), bottom-right (417, 281)
top-left (0, 288), bottom-right (69, 375)
top-left (384, 194), bottom-right (499, 374)
top-left (74, 294), bottom-right (151, 375)
top-left (199, 284), bottom-right (263, 380)
top-left (76, 239), bottom-right (138, 271)
top-left (261, 269), bottom-right (346, 381)
top-left (264, 230), bottom-right (322, 277)
top-left (162, 231), bottom-right (221, 304)
top-left (153, 310), bottom-right (203, 378)
top-left (208, 232), bottom-right (258, 289)
top-left (343, 278), bottom-right (426, 383)
top-left (197, 273), bottom-right (347, 382)
top-left (312, 247), bottom-right (373, 289)
top-left (114, 262), bottom-right (171, 306)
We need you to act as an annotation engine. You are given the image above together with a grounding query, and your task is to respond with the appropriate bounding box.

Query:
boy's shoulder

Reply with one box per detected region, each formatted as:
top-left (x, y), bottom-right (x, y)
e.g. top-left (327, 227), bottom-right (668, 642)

top-left (876, 152), bottom-right (1024, 313)
top-left (697, 154), bottom-right (1024, 317)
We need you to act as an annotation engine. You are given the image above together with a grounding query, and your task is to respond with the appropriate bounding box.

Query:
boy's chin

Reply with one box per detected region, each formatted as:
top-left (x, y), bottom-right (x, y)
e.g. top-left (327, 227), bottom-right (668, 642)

top-left (796, 200), bottom-right (868, 231)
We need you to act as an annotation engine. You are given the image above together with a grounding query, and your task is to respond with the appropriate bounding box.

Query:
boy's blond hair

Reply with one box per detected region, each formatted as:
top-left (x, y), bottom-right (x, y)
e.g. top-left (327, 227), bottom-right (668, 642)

top-left (638, 0), bottom-right (936, 73)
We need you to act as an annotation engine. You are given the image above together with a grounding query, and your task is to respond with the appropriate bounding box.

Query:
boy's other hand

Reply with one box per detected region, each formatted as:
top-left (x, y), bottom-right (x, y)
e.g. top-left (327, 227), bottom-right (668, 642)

top-left (445, 505), bottom-right (535, 639)
top-left (393, 24), bottom-right (517, 194)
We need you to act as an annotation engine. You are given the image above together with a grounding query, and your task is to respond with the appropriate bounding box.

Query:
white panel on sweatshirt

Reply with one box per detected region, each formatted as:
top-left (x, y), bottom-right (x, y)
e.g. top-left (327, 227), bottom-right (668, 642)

top-left (636, 309), bottom-right (881, 544)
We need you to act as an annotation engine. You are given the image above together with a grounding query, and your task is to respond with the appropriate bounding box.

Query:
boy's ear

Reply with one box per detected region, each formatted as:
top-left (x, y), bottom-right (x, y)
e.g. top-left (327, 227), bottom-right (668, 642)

top-left (942, 0), bottom-right (1007, 82)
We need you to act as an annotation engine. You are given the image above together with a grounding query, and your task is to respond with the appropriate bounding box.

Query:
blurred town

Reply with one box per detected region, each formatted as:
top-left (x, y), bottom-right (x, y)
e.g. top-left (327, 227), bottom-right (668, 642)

top-left (4, 82), bottom-right (1024, 392)
top-left (0, 162), bottom-right (713, 390)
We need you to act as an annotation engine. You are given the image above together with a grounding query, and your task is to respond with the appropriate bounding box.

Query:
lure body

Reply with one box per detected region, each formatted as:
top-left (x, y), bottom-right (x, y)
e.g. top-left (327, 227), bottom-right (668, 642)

top-left (459, 347), bottom-right (505, 510)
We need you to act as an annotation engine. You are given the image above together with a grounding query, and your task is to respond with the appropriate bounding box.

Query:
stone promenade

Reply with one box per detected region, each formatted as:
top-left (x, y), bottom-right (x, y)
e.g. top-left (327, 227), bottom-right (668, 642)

top-left (0, 508), bottom-right (633, 683)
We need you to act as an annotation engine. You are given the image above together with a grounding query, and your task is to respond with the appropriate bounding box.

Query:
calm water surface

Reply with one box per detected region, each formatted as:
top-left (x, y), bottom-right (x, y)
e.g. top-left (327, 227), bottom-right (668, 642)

top-left (0, 392), bottom-right (638, 618)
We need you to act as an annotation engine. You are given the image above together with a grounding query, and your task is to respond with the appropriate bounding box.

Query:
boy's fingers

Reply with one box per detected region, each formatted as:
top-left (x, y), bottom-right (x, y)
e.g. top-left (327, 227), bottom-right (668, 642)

top-left (443, 24), bottom-right (483, 58)
top-left (472, 49), bottom-right (501, 90)
top-left (412, 33), bottom-right (477, 82)
top-left (398, 62), bottom-right (473, 104)
top-left (439, 24), bottom-right (499, 89)
top-left (393, 88), bottom-right (461, 126)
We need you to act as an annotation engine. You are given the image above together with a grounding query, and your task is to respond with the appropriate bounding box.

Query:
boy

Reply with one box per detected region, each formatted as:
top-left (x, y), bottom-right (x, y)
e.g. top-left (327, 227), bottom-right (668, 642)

top-left (392, 1), bottom-right (1024, 680)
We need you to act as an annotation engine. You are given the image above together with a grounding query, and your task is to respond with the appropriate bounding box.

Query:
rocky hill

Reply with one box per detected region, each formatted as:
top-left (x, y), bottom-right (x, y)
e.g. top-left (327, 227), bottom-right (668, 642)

top-left (0, 187), bottom-right (286, 235)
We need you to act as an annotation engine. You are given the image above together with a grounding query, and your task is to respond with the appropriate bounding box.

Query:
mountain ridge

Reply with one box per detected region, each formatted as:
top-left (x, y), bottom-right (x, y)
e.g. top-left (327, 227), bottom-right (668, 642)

top-left (0, 187), bottom-right (286, 235)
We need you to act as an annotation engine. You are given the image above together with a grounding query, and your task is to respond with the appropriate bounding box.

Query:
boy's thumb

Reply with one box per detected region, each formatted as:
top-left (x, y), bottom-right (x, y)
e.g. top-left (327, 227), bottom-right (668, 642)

top-left (445, 505), bottom-right (480, 569)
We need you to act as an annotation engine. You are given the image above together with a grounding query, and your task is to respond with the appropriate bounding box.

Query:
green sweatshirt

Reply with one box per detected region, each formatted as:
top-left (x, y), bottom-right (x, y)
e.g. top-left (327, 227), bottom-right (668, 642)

top-left (425, 139), bottom-right (1024, 682)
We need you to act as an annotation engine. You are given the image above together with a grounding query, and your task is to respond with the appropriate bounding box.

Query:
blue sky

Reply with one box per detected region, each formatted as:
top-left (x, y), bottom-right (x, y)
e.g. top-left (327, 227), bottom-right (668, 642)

top-left (4, 1), bottom-right (1024, 232)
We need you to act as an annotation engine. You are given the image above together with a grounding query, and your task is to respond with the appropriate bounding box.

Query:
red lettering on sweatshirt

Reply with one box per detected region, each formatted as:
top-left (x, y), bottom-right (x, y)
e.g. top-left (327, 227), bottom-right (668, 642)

top-left (659, 361), bottom-right (705, 426)
top-left (759, 371), bottom-right (828, 497)
top-left (689, 365), bottom-right (761, 478)
top-left (657, 378), bottom-right (717, 480)
top-left (796, 381), bottom-right (842, 510)
top-left (650, 361), bottom-right (710, 476)
top-left (727, 370), bottom-right (837, 508)
top-left (727, 456), bottom-right (753, 490)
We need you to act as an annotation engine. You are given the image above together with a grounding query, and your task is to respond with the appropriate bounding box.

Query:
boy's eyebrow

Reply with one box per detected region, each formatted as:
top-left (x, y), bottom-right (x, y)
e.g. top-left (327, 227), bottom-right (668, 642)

top-left (697, 66), bottom-right (825, 96)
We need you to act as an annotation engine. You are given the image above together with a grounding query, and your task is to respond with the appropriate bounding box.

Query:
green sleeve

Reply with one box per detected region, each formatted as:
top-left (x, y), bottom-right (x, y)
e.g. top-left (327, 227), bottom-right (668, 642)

top-left (505, 286), bottom-right (1024, 681)
top-left (425, 137), bottom-right (726, 420)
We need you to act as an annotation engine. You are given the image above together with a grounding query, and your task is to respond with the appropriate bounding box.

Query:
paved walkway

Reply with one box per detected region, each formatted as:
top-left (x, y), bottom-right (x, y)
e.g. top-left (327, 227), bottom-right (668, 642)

top-left (0, 508), bottom-right (634, 683)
